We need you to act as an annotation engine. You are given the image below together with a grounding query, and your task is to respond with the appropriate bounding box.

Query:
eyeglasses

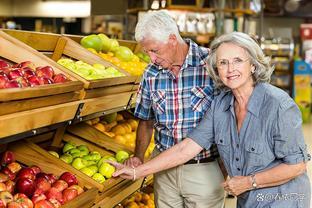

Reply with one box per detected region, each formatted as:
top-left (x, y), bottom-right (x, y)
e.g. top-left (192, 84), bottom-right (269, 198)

top-left (216, 58), bottom-right (250, 70)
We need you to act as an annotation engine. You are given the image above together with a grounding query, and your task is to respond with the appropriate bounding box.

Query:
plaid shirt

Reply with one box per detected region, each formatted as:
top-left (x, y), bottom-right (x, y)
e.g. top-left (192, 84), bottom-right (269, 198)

top-left (134, 39), bottom-right (218, 160)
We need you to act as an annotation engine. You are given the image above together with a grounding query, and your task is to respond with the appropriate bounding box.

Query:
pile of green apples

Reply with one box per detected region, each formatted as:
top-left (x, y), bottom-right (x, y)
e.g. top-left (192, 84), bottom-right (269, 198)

top-left (48, 142), bottom-right (130, 184)
top-left (57, 58), bottom-right (125, 80)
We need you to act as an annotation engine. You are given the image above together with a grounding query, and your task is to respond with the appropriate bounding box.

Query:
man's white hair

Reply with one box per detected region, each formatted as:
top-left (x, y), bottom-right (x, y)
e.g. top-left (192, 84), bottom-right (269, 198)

top-left (135, 10), bottom-right (183, 43)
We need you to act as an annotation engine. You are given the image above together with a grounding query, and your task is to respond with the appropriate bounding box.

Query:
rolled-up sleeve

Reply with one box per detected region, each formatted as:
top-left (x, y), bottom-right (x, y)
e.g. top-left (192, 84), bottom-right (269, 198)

top-left (187, 101), bottom-right (215, 150)
top-left (273, 99), bottom-right (311, 164)
top-left (134, 76), bottom-right (155, 120)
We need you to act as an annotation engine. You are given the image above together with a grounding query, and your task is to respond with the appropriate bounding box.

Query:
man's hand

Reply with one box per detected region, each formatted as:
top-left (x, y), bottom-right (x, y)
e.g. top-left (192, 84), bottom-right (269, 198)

top-left (124, 156), bottom-right (143, 167)
top-left (107, 161), bottom-right (136, 180)
top-left (222, 176), bottom-right (252, 196)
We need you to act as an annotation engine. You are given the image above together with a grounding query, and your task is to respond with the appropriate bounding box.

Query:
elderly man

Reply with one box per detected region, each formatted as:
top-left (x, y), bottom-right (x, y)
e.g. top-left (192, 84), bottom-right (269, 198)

top-left (124, 11), bottom-right (224, 208)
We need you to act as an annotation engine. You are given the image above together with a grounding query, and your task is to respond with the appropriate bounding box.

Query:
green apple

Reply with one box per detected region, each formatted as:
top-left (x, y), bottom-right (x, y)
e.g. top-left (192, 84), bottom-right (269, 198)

top-left (68, 148), bottom-right (81, 158)
top-left (60, 153), bottom-right (73, 164)
top-left (72, 158), bottom-right (88, 170)
top-left (81, 34), bottom-right (103, 52)
top-left (77, 145), bottom-right (89, 156)
top-left (97, 156), bottom-right (117, 168)
top-left (88, 165), bottom-right (98, 175)
top-left (63, 142), bottom-right (76, 153)
top-left (89, 151), bottom-right (101, 162)
top-left (80, 167), bottom-right (94, 177)
top-left (99, 162), bottom-right (115, 179)
top-left (92, 173), bottom-right (106, 183)
top-left (115, 150), bottom-right (130, 163)
top-left (48, 151), bottom-right (59, 158)
top-left (86, 160), bottom-right (97, 166)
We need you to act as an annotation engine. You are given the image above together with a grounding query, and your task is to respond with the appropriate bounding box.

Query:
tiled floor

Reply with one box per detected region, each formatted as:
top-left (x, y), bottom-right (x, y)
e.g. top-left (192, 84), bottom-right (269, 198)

top-left (225, 117), bottom-right (312, 208)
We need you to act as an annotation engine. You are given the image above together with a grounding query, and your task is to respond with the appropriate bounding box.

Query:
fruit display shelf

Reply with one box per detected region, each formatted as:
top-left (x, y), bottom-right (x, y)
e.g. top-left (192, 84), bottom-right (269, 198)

top-left (0, 30), bottom-right (84, 115)
top-left (7, 140), bottom-right (98, 208)
top-left (2, 29), bottom-right (139, 100)
top-left (67, 122), bottom-right (134, 153)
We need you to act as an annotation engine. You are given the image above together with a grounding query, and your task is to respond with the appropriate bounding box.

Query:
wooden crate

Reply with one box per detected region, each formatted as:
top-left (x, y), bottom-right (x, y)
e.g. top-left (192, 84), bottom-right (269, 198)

top-left (25, 133), bottom-right (128, 194)
top-left (80, 91), bottom-right (136, 117)
top-left (0, 30), bottom-right (84, 115)
top-left (0, 100), bottom-right (81, 138)
top-left (7, 140), bottom-right (98, 208)
top-left (2, 29), bottom-right (138, 99)
top-left (67, 122), bottom-right (134, 153)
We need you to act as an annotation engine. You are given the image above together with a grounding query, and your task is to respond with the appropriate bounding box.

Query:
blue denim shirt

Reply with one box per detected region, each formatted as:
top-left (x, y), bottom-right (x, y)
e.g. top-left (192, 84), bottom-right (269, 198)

top-left (188, 83), bottom-right (311, 208)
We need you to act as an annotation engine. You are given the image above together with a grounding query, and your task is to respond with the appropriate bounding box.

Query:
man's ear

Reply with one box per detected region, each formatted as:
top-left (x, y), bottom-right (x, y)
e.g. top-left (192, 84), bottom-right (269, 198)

top-left (168, 34), bottom-right (177, 45)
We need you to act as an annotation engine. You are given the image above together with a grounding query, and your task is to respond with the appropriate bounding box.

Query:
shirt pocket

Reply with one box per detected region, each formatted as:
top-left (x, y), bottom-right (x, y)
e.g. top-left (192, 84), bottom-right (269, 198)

top-left (190, 86), bottom-right (213, 113)
top-left (244, 140), bottom-right (265, 168)
top-left (151, 90), bottom-right (166, 115)
top-left (215, 135), bottom-right (231, 160)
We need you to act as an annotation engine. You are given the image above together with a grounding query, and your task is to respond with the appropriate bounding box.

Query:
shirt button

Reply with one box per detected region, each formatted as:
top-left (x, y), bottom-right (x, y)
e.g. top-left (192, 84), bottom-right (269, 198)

top-left (237, 168), bottom-right (241, 171)
top-left (220, 140), bottom-right (223, 143)
top-left (236, 144), bottom-right (239, 148)
top-left (251, 147), bottom-right (255, 151)
top-left (236, 158), bottom-right (239, 161)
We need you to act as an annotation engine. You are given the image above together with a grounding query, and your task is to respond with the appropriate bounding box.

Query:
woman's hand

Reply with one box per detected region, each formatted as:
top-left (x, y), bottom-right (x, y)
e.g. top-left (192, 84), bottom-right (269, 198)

top-left (107, 161), bottom-right (137, 180)
top-left (222, 176), bottom-right (252, 196)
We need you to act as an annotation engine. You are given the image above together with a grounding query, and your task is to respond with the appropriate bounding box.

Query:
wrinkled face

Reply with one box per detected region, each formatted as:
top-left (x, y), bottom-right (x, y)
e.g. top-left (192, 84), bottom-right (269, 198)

top-left (141, 36), bottom-right (177, 69)
top-left (216, 43), bottom-right (254, 90)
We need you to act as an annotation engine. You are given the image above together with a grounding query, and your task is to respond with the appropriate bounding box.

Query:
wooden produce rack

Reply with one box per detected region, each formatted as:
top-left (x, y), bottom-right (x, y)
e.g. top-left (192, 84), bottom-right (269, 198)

top-left (0, 30), bottom-right (83, 116)
top-left (67, 122), bottom-right (134, 153)
top-left (7, 139), bottom-right (98, 208)
top-left (2, 29), bottom-right (140, 99)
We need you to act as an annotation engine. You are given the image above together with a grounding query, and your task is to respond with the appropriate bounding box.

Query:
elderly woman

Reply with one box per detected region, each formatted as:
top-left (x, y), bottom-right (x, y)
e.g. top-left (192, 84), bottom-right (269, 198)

top-left (110, 32), bottom-right (311, 207)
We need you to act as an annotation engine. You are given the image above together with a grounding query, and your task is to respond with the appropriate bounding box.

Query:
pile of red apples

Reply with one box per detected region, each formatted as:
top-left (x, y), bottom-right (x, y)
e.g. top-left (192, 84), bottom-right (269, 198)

top-left (0, 151), bottom-right (84, 208)
top-left (0, 60), bottom-right (69, 89)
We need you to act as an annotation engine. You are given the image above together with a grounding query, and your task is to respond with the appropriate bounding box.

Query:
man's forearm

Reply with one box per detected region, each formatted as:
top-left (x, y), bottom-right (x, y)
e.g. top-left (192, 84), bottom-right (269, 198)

top-left (134, 120), bottom-right (154, 161)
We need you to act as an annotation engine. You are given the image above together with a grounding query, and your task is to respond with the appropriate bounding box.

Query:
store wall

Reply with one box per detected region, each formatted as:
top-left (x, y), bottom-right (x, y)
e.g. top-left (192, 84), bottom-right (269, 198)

top-left (0, 0), bottom-right (12, 16)
top-left (0, 0), bottom-right (90, 18)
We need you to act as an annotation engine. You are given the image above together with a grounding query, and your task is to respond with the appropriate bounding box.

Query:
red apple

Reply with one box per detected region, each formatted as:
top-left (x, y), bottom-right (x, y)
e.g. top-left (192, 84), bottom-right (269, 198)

top-left (0, 182), bottom-right (6, 192)
top-left (38, 77), bottom-right (53, 85)
top-left (48, 198), bottom-right (61, 208)
top-left (31, 194), bottom-right (46, 205)
top-left (27, 76), bottom-right (40, 87)
top-left (35, 178), bottom-right (51, 193)
top-left (0, 74), bottom-right (9, 89)
top-left (7, 162), bottom-right (22, 174)
top-left (22, 68), bottom-right (36, 78)
top-left (5, 80), bottom-right (21, 88)
top-left (45, 187), bottom-right (62, 203)
top-left (2, 167), bottom-right (16, 181)
top-left (59, 172), bottom-right (78, 187)
top-left (35, 173), bottom-right (49, 182)
top-left (7, 201), bottom-right (23, 208)
top-left (15, 178), bottom-right (36, 198)
top-left (13, 193), bottom-right (33, 208)
top-left (67, 185), bottom-right (84, 195)
top-left (0, 60), bottom-right (10, 69)
top-left (5, 180), bottom-right (15, 194)
top-left (0, 67), bottom-right (11, 75)
top-left (46, 174), bottom-right (57, 185)
top-left (1, 151), bottom-right (15, 166)
top-left (30, 166), bottom-right (41, 176)
top-left (17, 168), bottom-right (35, 181)
top-left (16, 61), bottom-right (35, 70)
top-left (0, 173), bottom-right (9, 183)
top-left (0, 199), bottom-right (6, 208)
top-left (36, 66), bottom-right (54, 79)
top-left (8, 69), bottom-right (23, 80)
top-left (34, 200), bottom-right (54, 208)
top-left (52, 180), bottom-right (68, 192)
top-left (13, 77), bottom-right (29, 87)
top-left (53, 73), bottom-right (68, 83)
top-left (0, 191), bottom-right (13, 204)
top-left (62, 188), bottom-right (78, 203)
